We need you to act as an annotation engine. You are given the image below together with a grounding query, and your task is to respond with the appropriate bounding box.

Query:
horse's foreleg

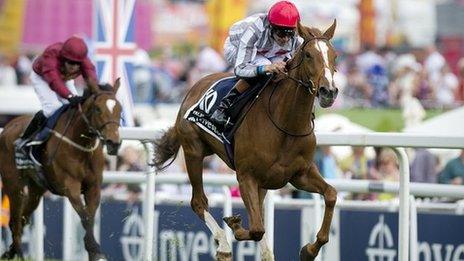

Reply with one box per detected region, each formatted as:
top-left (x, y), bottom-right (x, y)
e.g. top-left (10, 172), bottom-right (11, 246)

top-left (83, 183), bottom-right (105, 260)
top-left (21, 185), bottom-right (46, 227)
top-left (184, 152), bottom-right (232, 261)
top-left (67, 185), bottom-right (105, 261)
top-left (290, 163), bottom-right (337, 260)
top-left (224, 176), bottom-right (265, 241)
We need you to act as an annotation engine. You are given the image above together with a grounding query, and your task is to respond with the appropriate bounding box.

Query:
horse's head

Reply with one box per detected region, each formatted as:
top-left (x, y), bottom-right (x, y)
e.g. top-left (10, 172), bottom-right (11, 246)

top-left (288, 20), bottom-right (338, 108)
top-left (82, 79), bottom-right (122, 155)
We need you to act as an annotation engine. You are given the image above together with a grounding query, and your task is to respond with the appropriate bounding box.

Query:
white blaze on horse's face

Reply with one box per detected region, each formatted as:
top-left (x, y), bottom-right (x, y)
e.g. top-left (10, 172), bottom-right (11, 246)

top-left (106, 99), bottom-right (116, 114)
top-left (313, 40), bottom-right (335, 90)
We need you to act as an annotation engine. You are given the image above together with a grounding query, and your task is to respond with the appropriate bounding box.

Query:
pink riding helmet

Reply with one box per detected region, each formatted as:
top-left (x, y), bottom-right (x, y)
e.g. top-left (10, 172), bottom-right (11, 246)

top-left (268, 1), bottom-right (300, 28)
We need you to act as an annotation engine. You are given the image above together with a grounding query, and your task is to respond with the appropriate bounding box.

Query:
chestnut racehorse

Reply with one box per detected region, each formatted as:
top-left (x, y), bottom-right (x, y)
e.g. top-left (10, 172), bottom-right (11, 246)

top-left (0, 80), bottom-right (122, 261)
top-left (154, 21), bottom-right (338, 261)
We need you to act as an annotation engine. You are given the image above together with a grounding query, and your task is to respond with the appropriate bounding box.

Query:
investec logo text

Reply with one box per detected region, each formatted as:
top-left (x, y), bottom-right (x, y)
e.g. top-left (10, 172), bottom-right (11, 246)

top-left (365, 214), bottom-right (464, 261)
top-left (120, 210), bottom-right (260, 260)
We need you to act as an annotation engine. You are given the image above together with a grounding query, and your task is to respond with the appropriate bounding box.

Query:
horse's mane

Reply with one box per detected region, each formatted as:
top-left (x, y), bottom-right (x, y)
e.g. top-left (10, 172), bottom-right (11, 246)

top-left (82, 83), bottom-right (114, 98)
top-left (307, 27), bottom-right (323, 37)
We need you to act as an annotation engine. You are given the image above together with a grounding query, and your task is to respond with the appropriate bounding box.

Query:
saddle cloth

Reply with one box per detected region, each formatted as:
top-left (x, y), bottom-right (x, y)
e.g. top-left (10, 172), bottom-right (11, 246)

top-left (184, 75), bottom-right (272, 169)
top-left (184, 76), bottom-right (239, 142)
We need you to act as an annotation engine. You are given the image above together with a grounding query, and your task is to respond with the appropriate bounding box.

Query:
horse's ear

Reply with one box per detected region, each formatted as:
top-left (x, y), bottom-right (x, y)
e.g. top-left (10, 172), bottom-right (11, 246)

top-left (297, 22), bottom-right (310, 40)
top-left (113, 78), bottom-right (121, 93)
top-left (88, 79), bottom-right (100, 94)
top-left (323, 19), bottom-right (337, 40)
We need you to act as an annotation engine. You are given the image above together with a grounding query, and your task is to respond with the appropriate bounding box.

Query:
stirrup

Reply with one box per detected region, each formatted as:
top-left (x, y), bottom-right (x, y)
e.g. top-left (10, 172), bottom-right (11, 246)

top-left (14, 138), bottom-right (28, 149)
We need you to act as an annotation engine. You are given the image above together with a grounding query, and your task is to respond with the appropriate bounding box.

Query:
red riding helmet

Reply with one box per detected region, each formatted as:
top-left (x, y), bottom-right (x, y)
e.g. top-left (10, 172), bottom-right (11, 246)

top-left (59, 36), bottom-right (88, 62)
top-left (268, 1), bottom-right (300, 28)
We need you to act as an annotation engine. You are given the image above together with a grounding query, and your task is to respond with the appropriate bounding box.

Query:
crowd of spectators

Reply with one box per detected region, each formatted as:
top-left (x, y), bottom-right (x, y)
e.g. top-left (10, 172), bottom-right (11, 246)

top-left (2, 43), bottom-right (464, 110)
top-left (127, 44), bottom-right (464, 110)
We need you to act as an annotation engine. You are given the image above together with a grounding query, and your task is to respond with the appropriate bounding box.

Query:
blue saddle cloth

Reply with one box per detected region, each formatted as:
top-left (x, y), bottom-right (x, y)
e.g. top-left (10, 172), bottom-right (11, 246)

top-left (184, 75), bottom-right (272, 169)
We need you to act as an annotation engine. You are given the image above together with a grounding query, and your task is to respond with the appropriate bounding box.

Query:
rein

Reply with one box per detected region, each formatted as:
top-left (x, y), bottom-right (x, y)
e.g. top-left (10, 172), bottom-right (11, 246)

top-left (265, 35), bottom-right (328, 137)
top-left (50, 130), bottom-right (101, 152)
top-left (267, 83), bottom-right (315, 137)
top-left (49, 92), bottom-right (118, 158)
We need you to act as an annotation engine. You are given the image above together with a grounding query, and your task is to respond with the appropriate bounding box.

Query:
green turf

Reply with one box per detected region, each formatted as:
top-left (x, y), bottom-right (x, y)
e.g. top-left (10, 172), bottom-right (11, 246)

top-left (315, 108), bottom-right (445, 132)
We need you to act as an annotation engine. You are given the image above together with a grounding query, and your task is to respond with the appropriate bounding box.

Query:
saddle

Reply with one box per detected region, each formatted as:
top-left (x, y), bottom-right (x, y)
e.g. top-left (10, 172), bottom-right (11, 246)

top-left (184, 75), bottom-right (272, 169)
top-left (14, 105), bottom-right (70, 192)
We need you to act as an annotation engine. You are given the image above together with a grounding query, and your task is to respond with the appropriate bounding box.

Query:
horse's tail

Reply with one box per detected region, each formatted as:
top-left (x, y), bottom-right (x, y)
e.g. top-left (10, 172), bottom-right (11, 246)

top-left (153, 126), bottom-right (180, 171)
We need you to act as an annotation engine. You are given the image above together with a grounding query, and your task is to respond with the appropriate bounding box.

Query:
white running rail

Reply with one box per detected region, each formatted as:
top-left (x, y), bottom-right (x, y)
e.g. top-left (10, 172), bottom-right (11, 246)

top-left (1, 128), bottom-right (463, 261)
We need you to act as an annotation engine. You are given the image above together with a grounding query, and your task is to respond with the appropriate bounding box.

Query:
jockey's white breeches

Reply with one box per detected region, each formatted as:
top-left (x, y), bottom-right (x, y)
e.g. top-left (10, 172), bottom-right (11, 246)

top-left (31, 71), bottom-right (78, 117)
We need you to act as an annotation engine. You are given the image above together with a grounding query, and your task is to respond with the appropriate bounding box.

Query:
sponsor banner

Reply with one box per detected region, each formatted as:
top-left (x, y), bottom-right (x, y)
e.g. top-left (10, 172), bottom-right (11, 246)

top-left (1, 198), bottom-right (301, 260)
top-left (340, 210), bottom-right (464, 261)
top-left (4, 199), bottom-right (463, 261)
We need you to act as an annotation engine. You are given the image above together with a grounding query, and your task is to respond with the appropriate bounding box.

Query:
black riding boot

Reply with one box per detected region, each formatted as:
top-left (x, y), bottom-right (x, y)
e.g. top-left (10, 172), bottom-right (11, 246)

top-left (210, 88), bottom-right (241, 129)
top-left (15, 111), bottom-right (47, 152)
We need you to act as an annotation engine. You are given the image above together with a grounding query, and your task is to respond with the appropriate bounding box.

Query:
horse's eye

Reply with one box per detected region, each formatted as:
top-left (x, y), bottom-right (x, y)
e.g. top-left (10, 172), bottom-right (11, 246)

top-left (95, 107), bottom-right (102, 114)
top-left (305, 52), bottom-right (311, 59)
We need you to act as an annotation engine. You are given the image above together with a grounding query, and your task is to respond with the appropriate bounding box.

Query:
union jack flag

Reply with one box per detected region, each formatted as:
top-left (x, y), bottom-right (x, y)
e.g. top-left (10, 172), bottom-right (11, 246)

top-left (93, 0), bottom-right (136, 126)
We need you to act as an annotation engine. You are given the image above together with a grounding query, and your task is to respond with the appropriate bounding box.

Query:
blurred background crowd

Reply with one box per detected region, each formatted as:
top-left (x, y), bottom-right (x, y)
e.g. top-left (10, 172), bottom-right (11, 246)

top-left (1, 0), bottom-right (464, 203)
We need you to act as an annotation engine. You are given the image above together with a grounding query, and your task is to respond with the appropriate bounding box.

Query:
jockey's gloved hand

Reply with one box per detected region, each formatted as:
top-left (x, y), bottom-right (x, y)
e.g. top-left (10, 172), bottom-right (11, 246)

top-left (265, 61), bottom-right (287, 74)
top-left (67, 95), bottom-right (85, 106)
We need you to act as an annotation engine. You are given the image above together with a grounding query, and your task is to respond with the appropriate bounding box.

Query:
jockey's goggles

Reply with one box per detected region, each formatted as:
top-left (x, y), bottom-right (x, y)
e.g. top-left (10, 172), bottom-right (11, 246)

top-left (64, 59), bottom-right (81, 66)
top-left (272, 26), bottom-right (296, 38)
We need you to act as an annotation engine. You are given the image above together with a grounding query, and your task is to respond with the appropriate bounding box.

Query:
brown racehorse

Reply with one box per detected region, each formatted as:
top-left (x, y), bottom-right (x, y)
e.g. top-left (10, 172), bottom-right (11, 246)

top-left (154, 22), bottom-right (338, 261)
top-left (0, 80), bottom-right (122, 261)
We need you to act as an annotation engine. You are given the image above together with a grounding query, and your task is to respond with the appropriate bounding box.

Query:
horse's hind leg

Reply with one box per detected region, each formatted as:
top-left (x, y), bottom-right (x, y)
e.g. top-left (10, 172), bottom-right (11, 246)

top-left (257, 189), bottom-right (274, 261)
top-left (183, 145), bottom-right (231, 260)
top-left (290, 163), bottom-right (337, 261)
top-left (66, 183), bottom-right (105, 261)
top-left (1, 182), bottom-right (26, 259)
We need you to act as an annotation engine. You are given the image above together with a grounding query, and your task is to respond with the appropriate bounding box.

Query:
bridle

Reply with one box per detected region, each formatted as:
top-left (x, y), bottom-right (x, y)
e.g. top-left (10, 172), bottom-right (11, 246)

top-left (78, 91), bottom-right (120, 141)
top-left (284, 35), bottom-right (330, 94)
top-left (47, 91), bottom-right (120, 163)
top-left (266, 35), bottom-right (332, 137)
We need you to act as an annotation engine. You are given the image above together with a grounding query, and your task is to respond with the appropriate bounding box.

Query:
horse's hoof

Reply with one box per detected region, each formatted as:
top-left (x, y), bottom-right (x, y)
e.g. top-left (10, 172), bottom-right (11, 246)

top-left (216, 251), bottom-right (232, 261)
top-left (1, 249), bottom-right (22, 260)
top-left (223, 215), bottom-right (242, 227)
top-left (299, 244), bottom-right (316, 261)
top-left (261, 250), bottom-right (275, 261)
top-left (1, 251), bottom-right (12, 259)
top-left (92, 253), bottom-right (107, 261)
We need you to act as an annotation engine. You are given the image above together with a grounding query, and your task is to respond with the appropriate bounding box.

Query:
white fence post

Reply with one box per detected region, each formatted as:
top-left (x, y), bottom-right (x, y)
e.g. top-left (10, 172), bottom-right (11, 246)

top-left (264, 190), bottom-right (275, 252)
top-left (142, 141), bottom-right (156, 261)
top-left (222, 186), bottom-right (233, 246)
top-left (395, 148), bottom-right (410, 261)
top-left (410, 196), bottom-right (418, 261)
top-left (33, 198), bottom-right (44, 261)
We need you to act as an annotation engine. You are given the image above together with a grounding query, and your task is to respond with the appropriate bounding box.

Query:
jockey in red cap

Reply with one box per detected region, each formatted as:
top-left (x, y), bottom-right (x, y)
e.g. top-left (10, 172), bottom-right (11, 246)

top-left (210, 1), bottom-right (302, 129)
top-left (15, 36), bottom-right (99, 151)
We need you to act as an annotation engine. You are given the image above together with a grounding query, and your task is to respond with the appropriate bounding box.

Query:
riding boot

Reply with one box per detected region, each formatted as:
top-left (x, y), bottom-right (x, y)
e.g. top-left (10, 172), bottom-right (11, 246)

top-left (210, 81), bottom-right (248, 129)
top-left (14, 111), bottom-right (47, 153)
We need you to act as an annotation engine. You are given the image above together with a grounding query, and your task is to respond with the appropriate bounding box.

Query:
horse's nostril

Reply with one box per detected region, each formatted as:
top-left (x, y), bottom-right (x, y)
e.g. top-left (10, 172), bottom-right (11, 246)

top-left (320, 87), bottom-right (329, 95)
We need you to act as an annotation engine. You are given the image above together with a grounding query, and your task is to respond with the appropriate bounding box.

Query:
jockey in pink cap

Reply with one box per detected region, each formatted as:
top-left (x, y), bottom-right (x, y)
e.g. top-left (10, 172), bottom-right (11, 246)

top-left (210, 0), bottom-right (302, 129)
top-left (15, 36), bottom-right (99, 151)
